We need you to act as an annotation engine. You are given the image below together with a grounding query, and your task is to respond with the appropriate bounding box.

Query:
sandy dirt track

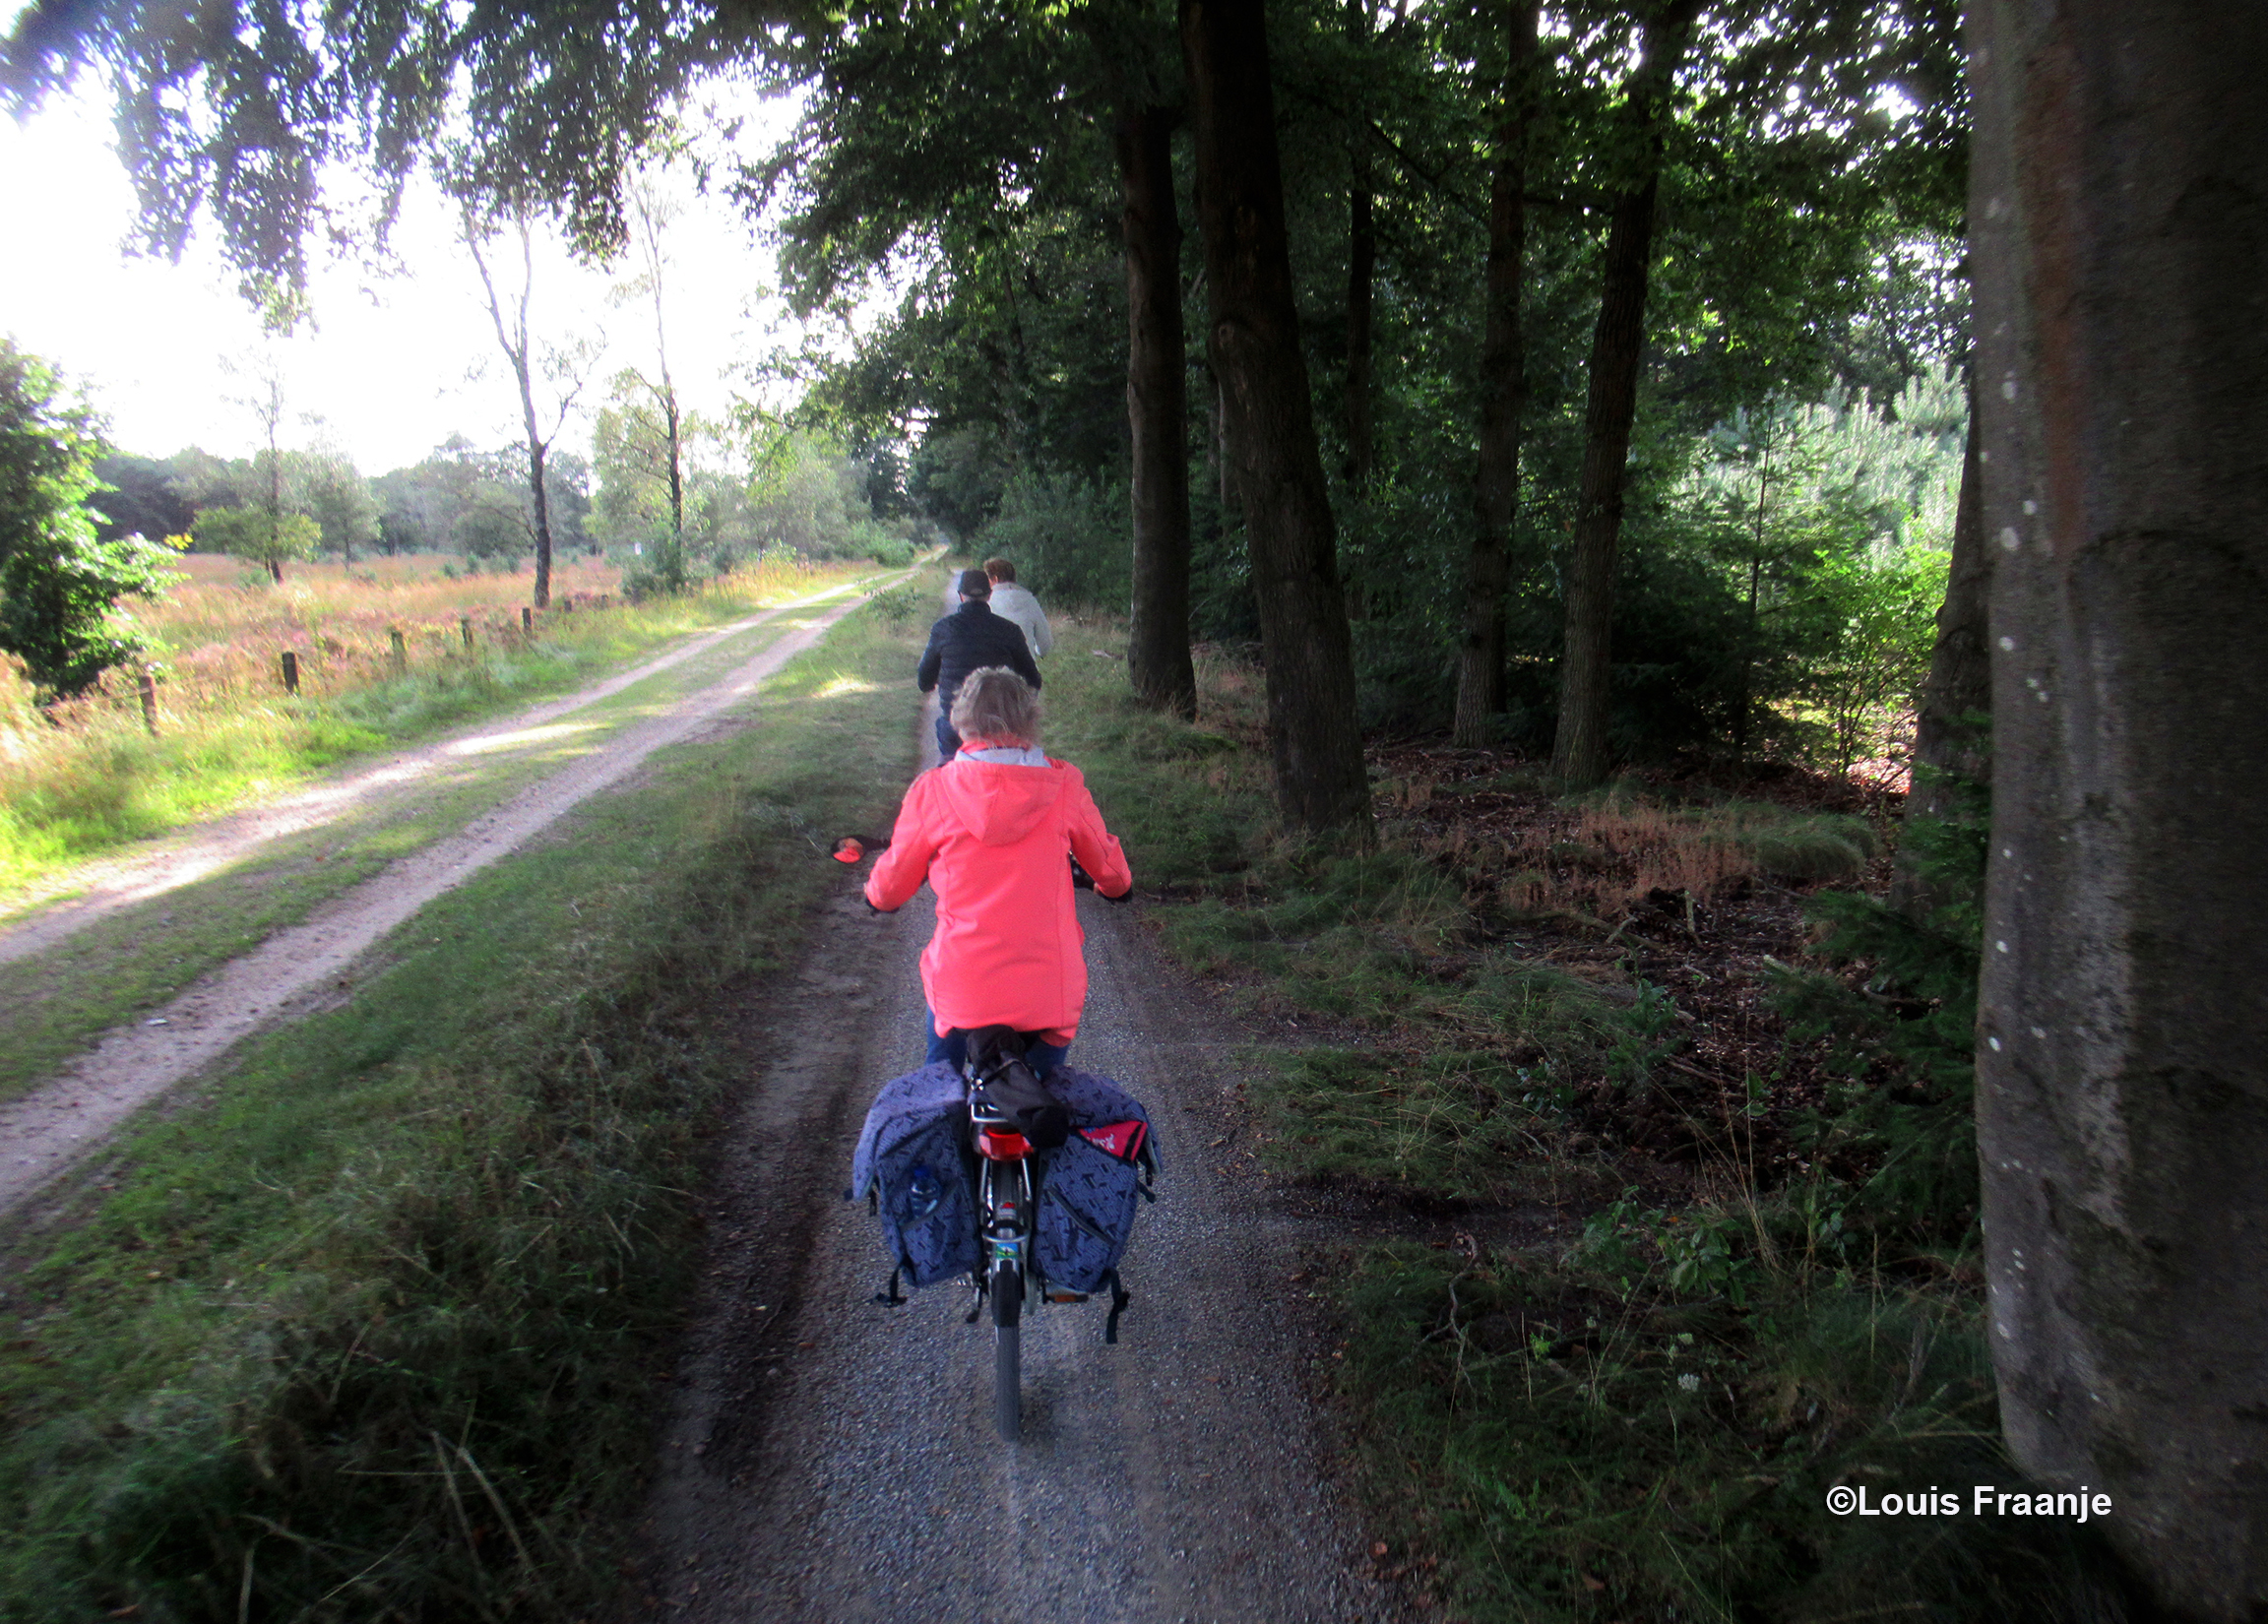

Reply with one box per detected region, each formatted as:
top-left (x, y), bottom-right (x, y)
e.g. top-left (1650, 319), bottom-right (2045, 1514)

top-left (0, 591), bottom-right (878, 1222)
top-left (0, 594), bottom-right (845, 967)
top-left (630, 716), bottom-right (1408, 1624)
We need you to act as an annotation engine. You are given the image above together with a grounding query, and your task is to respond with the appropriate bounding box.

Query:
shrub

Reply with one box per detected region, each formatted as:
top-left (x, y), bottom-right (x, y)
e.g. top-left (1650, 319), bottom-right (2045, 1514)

top-left (0, 342), bottom-right (184, 697)
top-left (974, 468), bottom-right (1128, 612)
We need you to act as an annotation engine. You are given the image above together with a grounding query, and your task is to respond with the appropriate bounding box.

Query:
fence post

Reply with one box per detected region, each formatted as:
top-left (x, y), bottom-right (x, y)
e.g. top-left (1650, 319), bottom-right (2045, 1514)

top-left (521, 605), bottom-right (534, 636)
top-left (281, 650), bottom-right (299, 695)
top-left (138, 669), bottom-right (158, 735)
top-left (460, 616), bottom-right (473, 651)
top-left (389, 627), bottom-right (407, 674)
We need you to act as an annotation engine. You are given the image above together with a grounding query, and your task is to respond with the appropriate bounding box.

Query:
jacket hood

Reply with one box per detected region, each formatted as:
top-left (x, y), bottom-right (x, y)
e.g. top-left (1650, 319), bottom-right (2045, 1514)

top-left (937, 757), bottom-right (1065, 845)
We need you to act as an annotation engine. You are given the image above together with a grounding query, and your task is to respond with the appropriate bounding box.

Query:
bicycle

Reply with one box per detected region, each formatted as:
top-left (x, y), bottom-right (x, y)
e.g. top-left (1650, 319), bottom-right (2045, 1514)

top-left (962, 1030), bottom-right (1072, 1442)
top-left (837, 835), bottom-right (1117, 1442)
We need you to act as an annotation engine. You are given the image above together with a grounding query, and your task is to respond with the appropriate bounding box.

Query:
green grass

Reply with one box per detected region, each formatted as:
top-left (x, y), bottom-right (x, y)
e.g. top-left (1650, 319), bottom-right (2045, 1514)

top-left (1343, 1245), bottom-right (2127, 1623)
top-left (0, 569), bottom-right (886, 897)
top-left (1041, 627), bottom-right (2125, 1620)
top-left (1044, 624), bottom-right (1664, 1204)
top-left (0, 589), bottom-right (886, 1103)
top-left (0, 602), bottom-right (921, 1622)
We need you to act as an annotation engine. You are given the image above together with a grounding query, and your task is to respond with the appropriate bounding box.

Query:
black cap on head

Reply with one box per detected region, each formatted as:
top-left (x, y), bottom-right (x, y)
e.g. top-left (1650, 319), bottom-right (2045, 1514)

top-left (957, 568), bottom-right (992, 599)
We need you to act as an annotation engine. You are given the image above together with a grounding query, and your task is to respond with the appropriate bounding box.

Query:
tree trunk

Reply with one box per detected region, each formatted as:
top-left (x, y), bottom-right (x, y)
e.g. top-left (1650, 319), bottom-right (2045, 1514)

top-left (1117, 100), bottom-right (1197, 719)
top-left (1549, 0), bottom-right (1699, 784)
top-left (664, 387), bottom-right (684, 586)
top-left (1732, 441), bottom-right (1774, 757)
top-left (1970, 5), bottom-right (2268, 1618)
top-left (1452, 0), bottom-right (1537, 747)
top-left (1888, 405), bottom-right (1987, 917)
top-left (528, 437), bottom-right (554, 609)
top-left (1344, 183), bottom-right (1375, 487)
top-left (1342, 0), bottom-right (1375, 489)
top-left (1182, 0), bottom-right (1371, 835)
top-left (514, 355), bottom-right (553, 608)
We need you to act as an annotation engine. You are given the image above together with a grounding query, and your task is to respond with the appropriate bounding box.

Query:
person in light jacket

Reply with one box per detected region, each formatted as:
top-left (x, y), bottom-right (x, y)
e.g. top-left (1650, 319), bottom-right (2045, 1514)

top-left (865, 667), bottom-right (1131, 1076)
top-left (982, 556), bottom-right (1053, 660)
top-left (916, 569), bottom-right (1042, 761)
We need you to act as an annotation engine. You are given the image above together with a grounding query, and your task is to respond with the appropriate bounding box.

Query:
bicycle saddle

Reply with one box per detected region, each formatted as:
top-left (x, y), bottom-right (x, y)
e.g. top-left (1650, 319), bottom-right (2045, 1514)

top-left (966, 1027), bottom-right (1070, 1151)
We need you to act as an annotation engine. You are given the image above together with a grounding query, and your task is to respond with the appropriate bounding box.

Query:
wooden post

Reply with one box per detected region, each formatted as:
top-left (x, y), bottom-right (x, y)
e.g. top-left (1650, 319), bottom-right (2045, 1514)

top-left (137, 670), bottom-right (158, 736)
top-left (281, 650), bottom-right (299, 695)
top-left (521, 605), bottom-right (534, 635)
top-left (389, 628), bottom-right (407, 674)
top-left (460, 616), bottom-right (473, 651)
top-left (562, 596), bottom-right (574, 614)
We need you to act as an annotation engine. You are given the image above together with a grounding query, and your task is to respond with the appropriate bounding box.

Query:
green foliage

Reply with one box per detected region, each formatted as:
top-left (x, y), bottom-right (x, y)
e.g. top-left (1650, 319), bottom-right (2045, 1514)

top-left (0, 342), bottom-right (183, 696)
top-left (1771, 762), bottom-right (1988, 1238)
top-left (297, 448), bottom-right (379, 559)
top-left (974, 467), bottom-right (1128, 611)
top-left (190, 505), bottom-right (319, 576)
top-left (87, 455), bottom-right (195, 544)
top-left (1343, 1248), bottom-right (2124, 1624)
top-left (371, 436), bottom-right (533, 557)
top-left (1738, 812), bottom-right (1877, 881)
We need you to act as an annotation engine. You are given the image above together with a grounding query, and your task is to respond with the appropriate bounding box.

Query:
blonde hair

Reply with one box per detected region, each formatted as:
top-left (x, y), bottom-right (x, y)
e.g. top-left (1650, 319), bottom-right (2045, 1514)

top-left (951, 667), bottom-right (1041, 744)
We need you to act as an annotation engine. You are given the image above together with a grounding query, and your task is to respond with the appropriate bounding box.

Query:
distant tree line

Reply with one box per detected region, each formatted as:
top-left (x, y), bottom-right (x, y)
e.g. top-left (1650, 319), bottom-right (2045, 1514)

top-left (83, 426), bottom-right (918, 585)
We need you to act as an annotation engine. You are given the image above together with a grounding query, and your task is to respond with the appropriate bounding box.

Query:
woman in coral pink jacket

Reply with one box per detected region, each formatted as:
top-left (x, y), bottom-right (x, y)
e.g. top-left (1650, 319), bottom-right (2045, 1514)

top-left (864, 667), bottom-right (1132, 1075)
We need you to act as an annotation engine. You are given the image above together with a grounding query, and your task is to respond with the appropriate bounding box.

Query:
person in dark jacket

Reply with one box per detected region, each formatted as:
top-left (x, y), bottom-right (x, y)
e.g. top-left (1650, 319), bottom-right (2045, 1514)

top-left (917, 569), bottom-right (1042, 759)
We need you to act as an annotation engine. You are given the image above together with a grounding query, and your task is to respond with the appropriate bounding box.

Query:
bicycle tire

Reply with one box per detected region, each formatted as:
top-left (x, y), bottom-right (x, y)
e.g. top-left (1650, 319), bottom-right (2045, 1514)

top-left (992, 1259), bottom-right (1023, 1441)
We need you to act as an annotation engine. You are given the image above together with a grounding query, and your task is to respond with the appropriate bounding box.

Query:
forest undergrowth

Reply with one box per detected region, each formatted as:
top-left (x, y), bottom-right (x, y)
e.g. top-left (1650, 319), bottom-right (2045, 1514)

top-left (1046, 621), bottom-right (2133, 1624)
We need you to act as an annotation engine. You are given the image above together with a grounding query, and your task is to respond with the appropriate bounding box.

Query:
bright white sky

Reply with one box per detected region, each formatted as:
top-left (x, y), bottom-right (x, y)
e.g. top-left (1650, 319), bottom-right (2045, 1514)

top-left (0, 77), bottom-right (817, 475)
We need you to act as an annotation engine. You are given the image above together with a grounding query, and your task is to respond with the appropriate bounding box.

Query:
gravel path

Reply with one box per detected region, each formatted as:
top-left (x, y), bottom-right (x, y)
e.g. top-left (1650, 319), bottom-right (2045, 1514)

top-left (0, 591), bottom-right (880, 1222)
top-left (633, 715), bottom-right (1406, 1624)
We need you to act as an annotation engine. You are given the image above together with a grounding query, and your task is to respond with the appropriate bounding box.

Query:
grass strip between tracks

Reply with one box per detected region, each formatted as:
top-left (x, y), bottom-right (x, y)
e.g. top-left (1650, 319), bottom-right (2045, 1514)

top-left (1041, 621), bottom-right (2129, 1624)
top-left (0, 600), bottom-right (921, 1622)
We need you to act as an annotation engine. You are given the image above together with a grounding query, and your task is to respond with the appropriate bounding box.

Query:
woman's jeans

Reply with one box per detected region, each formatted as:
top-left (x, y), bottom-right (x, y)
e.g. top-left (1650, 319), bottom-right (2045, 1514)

top-left (923, 1009), bottom-right (1067, 1078)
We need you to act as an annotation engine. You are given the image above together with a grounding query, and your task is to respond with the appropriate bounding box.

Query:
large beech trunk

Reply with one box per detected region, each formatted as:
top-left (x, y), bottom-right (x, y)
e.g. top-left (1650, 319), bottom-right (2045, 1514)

top-left (1549, 0), bottom-right (1698, 783)
top-left (1181, 0), bottom-right (1371, 834)
top-left (1452, 0), bottom-right (1538, 747)
top-left (1970, 5), bottom-right (2268, 1617)
top-left (1888, 406), bottom-right (1988, 917)
top-left (1116, 101), bottom-right (1196, 719)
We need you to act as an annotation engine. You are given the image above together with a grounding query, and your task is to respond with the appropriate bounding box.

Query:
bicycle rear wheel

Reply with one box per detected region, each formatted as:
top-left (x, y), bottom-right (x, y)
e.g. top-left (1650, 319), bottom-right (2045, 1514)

top-left (991, 1256), bottom-right (1023, 1441)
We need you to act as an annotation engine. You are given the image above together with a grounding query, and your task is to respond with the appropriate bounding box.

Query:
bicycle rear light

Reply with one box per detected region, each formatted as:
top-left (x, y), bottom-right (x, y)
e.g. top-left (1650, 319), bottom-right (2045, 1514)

top-left (976, 1127), bottom-right (1032, 1160)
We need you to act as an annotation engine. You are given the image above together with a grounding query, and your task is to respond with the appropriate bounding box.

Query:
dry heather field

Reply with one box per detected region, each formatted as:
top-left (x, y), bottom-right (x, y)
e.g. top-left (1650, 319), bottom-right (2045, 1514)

top-left (0, 550), bottom-right (862, 891)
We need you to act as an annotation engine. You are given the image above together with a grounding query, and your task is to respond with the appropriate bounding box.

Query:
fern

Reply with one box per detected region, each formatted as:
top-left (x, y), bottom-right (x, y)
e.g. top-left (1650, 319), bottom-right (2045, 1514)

top-left (1772, 761), bottom-right (1987, 1241)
